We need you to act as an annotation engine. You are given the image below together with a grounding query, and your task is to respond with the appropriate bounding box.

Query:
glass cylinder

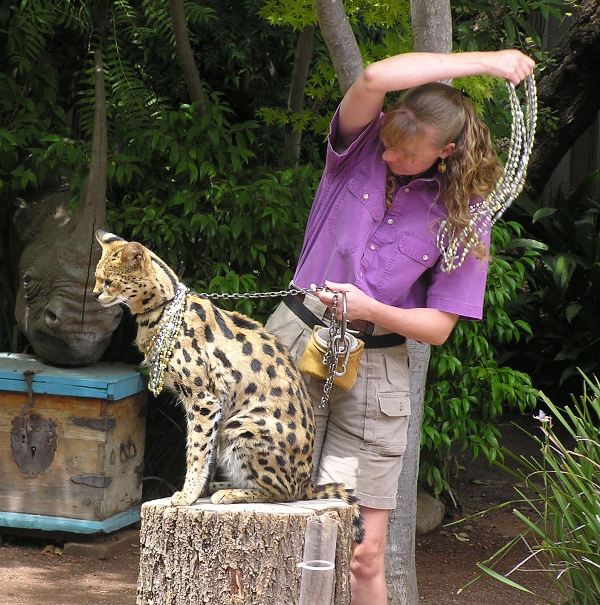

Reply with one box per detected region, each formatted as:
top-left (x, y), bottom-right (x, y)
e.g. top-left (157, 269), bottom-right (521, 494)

top-left (298, 516), bottom-right (338, 605)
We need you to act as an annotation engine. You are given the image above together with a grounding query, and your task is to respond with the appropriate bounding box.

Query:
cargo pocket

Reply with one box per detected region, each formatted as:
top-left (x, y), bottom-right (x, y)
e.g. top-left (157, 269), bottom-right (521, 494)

top-left (362, 391), bottom-right (411, 456)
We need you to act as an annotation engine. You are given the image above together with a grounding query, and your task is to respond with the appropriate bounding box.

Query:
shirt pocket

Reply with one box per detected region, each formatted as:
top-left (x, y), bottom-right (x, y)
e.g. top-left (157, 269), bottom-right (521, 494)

top-left (327, 175), bottom-right (384, 254)
top-left (361, 391), bottom-right (411, 456)
top-left (377, 232), bottom-right (439, 305)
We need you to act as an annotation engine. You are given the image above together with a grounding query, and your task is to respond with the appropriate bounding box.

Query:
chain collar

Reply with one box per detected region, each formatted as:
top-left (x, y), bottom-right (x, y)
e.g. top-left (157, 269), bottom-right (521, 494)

top-left (146, 283), bottom-right (188, 396)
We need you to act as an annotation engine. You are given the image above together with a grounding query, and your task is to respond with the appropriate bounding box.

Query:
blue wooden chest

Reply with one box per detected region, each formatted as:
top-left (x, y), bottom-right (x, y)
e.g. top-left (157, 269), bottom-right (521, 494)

top-left (0, 353), bottom-right (147, 534)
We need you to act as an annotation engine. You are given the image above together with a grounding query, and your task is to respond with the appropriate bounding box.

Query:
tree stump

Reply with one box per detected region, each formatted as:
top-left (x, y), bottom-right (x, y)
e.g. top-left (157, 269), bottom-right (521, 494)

top-left (137, 497), bottom-right (354, 605)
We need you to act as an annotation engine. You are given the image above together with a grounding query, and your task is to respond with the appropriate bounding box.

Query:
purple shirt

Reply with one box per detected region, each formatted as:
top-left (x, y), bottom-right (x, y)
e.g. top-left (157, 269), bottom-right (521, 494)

top-left (293, 109), bottom-right (490, 320)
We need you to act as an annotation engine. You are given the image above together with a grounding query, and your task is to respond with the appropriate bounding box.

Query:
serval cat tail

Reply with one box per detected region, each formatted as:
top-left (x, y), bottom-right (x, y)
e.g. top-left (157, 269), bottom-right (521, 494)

top-left (305, 482), bottom-right (365, 544)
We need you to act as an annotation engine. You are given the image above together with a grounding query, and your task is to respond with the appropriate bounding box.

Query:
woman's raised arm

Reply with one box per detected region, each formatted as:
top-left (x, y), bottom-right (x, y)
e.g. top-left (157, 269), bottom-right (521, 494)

top-left (335, 50), bottom-right (535, 151)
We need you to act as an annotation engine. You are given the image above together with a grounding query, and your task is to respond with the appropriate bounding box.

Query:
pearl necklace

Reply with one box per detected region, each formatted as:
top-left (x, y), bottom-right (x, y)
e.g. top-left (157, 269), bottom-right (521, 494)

top-left (146, 283), bottom-right (188, 396)
top-left (437, 76), bottom-right (537, 272)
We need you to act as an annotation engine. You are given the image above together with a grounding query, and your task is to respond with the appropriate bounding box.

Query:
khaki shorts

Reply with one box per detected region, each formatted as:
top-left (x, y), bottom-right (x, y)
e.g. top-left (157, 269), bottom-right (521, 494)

top-left (265, 295), bottom-right (411, 510)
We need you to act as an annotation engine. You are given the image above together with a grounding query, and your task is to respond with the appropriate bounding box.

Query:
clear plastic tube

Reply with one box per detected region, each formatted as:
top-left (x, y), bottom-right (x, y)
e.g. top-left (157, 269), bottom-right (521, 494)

top-left (298, 516), bottom-right (338, 605)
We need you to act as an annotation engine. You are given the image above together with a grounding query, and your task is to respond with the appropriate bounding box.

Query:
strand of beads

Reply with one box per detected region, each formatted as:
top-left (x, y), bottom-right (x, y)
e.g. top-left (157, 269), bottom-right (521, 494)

top-left (437, 75), bottom-right (537, 272)
top-left (148, 283), bottom-right (188, 396)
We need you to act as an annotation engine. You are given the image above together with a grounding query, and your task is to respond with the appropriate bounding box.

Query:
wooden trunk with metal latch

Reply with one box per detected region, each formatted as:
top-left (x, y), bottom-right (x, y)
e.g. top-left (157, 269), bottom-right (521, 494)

top-left (0, 353), bottom-right (147, 534)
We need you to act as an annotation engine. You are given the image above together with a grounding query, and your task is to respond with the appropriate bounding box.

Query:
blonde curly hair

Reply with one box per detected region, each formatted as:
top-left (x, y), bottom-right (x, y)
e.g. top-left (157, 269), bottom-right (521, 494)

top-left (380, 82), bottom-right (502, 254)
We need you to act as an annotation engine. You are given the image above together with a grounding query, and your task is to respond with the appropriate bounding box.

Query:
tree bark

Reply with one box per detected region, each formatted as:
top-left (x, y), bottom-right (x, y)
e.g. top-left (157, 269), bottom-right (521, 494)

top-left (410, 0), bottom-right (452, 54)
top-left (385, 341), bottom-right (431, 605)
top-left (315, 0), bottom-right (363, 94)
top-left (384, 5), bottom-right (451, 604)
top-left (168, 0), bottom-right (208, 113)
top-left (282, 25), bottom-right (315, 167)
top-left (137, 498), bottom-right (354, 605)
top-left (527, 0), bottom-right (600, 196)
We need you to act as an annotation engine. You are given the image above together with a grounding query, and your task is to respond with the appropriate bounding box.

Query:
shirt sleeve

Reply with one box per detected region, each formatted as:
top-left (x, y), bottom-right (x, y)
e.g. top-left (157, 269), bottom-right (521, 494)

top-left (325, 106), bottom-right (383, 176)
top-left (425, 230), bottom-right (491, 321)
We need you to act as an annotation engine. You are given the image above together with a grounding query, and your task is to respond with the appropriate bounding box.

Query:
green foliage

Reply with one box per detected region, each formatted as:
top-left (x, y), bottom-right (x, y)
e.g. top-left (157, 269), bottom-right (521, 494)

top-left (505, 173), bottom-right (600, 398)
top-left (260, 0), bottom-right (409, 30)
top-left (258, 0), bottom-right (412, 142)
top-left (421, 220), bottom-right (539, 499)
top-left (105, 94), bottom-right (319, 320)
top-left (453, 0), bottom-right (561, 144)
top-left (453, 0), bottom-right (565, 50)
top-left (461, 374), bottom-right (600, 603)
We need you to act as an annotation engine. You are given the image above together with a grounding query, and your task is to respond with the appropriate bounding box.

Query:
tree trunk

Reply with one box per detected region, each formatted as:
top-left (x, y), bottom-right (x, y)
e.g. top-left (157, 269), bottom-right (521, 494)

top-left (410, 0), bottom-right (452, 54)
top-left (385, 341), bottom-right (431, 605)
top-left (315, 0), bottom-right (363, 94)
top-left (385, 5), bottom-right (451, 605)
top-left (137, 498), bottom-right (354, 605)
top-left (168, 0), bottom-right (208, 113)
top-left (282, 25), bottom-right (315, 167)
top-left (527, 0), bottom-right (600, 196)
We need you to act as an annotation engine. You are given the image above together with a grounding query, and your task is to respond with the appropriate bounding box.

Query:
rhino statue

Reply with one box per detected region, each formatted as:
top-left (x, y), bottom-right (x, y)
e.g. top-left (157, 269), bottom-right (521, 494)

top-left (13, 49), bottom-right (122, 366)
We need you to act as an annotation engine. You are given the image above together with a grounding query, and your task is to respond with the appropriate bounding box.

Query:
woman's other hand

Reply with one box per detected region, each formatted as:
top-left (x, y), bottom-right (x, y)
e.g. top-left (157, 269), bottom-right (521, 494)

top-left (481, 49), bottom-right (535, 85)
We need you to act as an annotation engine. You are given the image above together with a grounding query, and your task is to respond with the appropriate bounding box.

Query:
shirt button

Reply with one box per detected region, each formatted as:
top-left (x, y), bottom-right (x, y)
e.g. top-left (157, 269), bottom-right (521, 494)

top-left (404, 187), bottom-right (410, 193)
top-left (362, 193), bottom-right (369, 199)
top-left (422, 254), bottom-right (429, 261)
top-left (360, 272), bottom-right (364, 278)
top-left (387, 218), bottom-right (394, 225)
top-left (370, 244), bottom-right (376, 251)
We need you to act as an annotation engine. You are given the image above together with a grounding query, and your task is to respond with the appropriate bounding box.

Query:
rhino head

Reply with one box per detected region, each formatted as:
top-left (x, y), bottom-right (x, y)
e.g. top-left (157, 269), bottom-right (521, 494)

top-left (14, 186), bottom-right (122, 366)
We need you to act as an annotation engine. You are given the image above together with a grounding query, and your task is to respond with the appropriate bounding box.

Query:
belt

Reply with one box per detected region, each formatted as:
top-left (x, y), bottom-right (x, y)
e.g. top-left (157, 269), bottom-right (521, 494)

top-left (282, 294), bottom-right (406, 350)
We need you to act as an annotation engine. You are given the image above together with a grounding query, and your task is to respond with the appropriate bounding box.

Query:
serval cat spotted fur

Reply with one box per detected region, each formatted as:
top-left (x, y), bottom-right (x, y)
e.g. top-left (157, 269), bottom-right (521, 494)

top-left (94, 230), bottom-right (364, 542)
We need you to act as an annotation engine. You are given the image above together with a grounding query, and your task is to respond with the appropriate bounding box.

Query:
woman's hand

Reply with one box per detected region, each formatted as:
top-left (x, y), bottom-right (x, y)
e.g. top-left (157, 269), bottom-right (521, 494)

top-left (313, 281), bottom-right (376, 322)
top-left (312, 280), bottom-right (460, 345)
top-left (481, 50), bottom-right (535, 85)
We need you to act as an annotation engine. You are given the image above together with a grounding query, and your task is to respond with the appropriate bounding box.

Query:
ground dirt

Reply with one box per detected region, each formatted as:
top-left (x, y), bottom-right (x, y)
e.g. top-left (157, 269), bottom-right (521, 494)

top-left (0, 416), bottom-right (564, 605)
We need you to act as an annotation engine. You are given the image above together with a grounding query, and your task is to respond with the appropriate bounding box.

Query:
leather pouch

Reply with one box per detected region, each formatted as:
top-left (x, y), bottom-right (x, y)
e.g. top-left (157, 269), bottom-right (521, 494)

top-left (298, 326), bottom-right (364, 391)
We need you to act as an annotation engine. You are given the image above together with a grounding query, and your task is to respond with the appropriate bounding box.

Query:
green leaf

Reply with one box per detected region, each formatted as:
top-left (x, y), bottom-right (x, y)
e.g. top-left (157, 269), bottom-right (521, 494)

top-left (506, 238), bottom-right (548, 251)
top-left (475, 563), bottom-right (535, 594)
top-left (532, 207), bottom-right (558, 223)
top-left (231, 216), bottom-right (243, 241)
top-left (565, 304), bottom-right (582, 323)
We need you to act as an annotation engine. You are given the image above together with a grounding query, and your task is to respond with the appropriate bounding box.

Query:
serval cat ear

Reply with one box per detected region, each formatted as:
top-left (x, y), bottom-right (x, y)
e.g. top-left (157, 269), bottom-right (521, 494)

top-left (96, 230), bottom-right (126, 248)
top-left (120, 241), bottom-right (148, 271)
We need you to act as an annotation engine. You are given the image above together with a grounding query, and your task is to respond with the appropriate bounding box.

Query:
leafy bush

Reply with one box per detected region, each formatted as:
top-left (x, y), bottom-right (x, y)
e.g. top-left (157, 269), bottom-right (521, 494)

top-left (506, 172), bottom-right (600, 400)
top-left (462, 373), bottom-right (600, 604)
top-left (421, 220), bottom-right (540, 500)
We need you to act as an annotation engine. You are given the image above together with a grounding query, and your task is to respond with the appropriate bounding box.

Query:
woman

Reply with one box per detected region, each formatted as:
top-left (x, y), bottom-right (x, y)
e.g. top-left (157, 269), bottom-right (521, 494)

top-left (266, 49), bottom-right (535, 605)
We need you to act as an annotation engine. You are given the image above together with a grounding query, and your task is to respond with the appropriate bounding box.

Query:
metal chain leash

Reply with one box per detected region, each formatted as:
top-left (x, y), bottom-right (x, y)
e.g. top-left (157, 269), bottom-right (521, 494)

top-left (196, 285), bottom-right (347, 408)
top-left (320, 292), bottom-right (340, 408)
top-left (196, 286), bottom-right (314, 301)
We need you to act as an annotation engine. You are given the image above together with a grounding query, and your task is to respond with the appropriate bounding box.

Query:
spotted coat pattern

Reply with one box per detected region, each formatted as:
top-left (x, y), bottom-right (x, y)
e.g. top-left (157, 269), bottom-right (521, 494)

top-left (93, 231), bottom-right (364, 542)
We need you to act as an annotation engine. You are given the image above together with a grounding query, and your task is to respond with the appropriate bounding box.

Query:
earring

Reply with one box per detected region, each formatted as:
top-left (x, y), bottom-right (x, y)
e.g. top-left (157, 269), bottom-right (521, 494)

top-left (437, 159), bottom-right (447, 174)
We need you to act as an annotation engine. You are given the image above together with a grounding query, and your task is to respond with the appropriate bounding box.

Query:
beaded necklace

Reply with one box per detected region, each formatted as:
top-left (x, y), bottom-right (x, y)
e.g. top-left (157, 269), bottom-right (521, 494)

top-left (437, 76), bottom-right (537, 272)
top-left (146, 283), bottom-right (188, 396)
